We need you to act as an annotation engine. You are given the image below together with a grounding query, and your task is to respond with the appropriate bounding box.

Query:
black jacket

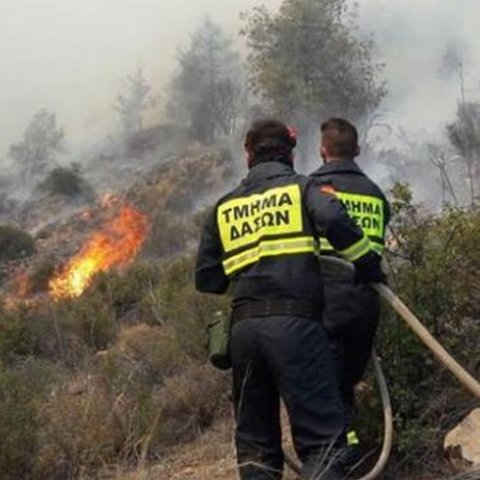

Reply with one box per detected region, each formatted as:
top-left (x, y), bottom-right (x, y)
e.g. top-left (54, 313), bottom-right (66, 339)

top-left (310, 159), bottom-right (390, 255)
top-left (196, 160), bottom-right (380, 309)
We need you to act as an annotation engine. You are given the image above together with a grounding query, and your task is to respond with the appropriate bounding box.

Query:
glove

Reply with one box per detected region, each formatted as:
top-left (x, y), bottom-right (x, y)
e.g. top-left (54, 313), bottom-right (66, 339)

top-left (354, 254), bottom-right (388, 285)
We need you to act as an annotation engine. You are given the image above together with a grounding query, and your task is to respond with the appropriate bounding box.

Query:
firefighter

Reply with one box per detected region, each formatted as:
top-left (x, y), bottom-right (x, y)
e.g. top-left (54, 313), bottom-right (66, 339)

top-left (310, 118), bottom-right (391, 451)
top-left (195, 119), bottom-right (385, 480)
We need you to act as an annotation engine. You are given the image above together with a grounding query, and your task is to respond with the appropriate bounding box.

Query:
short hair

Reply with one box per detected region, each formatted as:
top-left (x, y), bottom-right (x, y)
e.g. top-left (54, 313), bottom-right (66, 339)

top-left (321, 118), bottom-right (359, 158)
top-left (245, 119), bottom-right (296, 155)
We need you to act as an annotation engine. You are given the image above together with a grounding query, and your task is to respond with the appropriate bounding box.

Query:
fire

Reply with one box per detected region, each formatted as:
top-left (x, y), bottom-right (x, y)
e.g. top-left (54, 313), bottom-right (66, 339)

top-left (49, 204), bottom-right (148, 299)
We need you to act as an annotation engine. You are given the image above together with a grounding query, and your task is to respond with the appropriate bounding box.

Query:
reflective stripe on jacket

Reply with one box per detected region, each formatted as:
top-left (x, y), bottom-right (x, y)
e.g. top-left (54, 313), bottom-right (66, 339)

top-left (195, 160), bottom-right (376, 308)
top-left (310, 159), bottom-right (390, 256)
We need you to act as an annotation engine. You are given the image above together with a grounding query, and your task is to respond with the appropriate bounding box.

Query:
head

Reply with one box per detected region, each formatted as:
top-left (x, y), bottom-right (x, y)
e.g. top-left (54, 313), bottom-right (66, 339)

top-left (320, 118), bottom-right (360, 163)
top-left (244, 119), bottom-right (297, 168)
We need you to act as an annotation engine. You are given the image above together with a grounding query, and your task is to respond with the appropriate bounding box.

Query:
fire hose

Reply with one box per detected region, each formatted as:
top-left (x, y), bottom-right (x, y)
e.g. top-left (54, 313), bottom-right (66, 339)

top-left (284, 256), bottom-right (480, 479)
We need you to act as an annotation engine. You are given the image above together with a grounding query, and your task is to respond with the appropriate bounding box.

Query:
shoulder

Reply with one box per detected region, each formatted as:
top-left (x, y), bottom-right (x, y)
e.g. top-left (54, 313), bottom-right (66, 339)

top-left (362, 175), bottom-right (389, 202)
top-left (291, 172), bottom-right (310, 187)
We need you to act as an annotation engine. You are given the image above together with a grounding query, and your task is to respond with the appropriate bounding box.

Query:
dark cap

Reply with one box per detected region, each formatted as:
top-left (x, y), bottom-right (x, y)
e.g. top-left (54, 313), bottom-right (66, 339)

top-left (245, 119), bottom-right (297, 156)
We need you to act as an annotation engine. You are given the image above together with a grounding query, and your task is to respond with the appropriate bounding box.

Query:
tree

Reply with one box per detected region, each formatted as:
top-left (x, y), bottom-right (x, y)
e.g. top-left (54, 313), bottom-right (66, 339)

top-left (241, 0), bottom-right (386, 164)
top-left (169, 18), bottom-right (243, 144)
top-left (9, 109), bottom-right (64, 181)
top-left (115, 68), bottom-right (157, 134)
top-left (39, 165), bottom-right (95, 201)
top-left (441, 39), bottom-right (468, 104)
top-left (446, 102), bottom-right (480, 205)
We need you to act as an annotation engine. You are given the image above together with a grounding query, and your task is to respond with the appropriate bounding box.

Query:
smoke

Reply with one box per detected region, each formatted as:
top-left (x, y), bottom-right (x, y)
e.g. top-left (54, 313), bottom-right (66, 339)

top-left (343, 0), bottom-right (480, 208)
top-left (356, 0), bottom-right (480, 141)
top-left (1, 0), bottom-right (479, 212)
top-left (0, 0), bottom-right (280, 157)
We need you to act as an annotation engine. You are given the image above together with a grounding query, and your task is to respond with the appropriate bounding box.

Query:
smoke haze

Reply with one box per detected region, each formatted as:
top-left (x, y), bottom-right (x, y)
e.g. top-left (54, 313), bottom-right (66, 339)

top-left (356, 0), bottom-right (480, 145)
top-left (0, 0), bottom-right (281, 155)
top-left (1, 0), bottom-right (480, 155)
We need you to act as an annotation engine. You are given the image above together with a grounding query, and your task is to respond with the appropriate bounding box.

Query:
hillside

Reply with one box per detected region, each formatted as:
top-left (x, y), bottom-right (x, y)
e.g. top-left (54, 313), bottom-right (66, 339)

top-left (0, 135), bottom-right (238, 480)
top-left (0, 133), bottom-right (479, 480)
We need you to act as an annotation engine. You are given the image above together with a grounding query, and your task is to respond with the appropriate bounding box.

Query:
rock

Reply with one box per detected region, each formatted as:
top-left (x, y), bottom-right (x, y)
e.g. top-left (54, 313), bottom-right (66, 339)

top-left (444, 408), bottom-right (480, 470)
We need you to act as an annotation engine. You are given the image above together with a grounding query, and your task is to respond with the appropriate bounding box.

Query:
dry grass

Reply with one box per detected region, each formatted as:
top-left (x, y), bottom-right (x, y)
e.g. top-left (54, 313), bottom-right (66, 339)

top-left (97, 417), bottom-right (299, 480)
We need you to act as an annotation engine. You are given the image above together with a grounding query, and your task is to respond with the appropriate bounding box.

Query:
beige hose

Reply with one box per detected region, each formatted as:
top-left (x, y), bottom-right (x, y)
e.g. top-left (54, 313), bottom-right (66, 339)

top-left (374, 283), bottom-right (480, 400)
top-left (285, 254), bottom-right (480, 478)
top-left (362, 351), bottom-right (393, 480)
top-left (321, 256), bottom-right (480, 400)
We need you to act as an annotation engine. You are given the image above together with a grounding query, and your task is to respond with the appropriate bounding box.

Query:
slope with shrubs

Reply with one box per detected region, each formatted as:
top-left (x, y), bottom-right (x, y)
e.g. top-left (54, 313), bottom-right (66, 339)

top-left (1, 144), bottom-right (480, 479)
top-left (0, 142), bottom-right (235, 480)
top-left (357, 184), bottom-right (480, 479)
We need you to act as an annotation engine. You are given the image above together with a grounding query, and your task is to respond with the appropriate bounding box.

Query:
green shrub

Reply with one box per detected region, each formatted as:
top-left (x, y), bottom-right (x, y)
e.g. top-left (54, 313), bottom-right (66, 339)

top-left (28, 261), bottom-right (56, 294)
top-left (0, 225), bottom-right (35, 261)
top-left (33, 375), bottom-right (123, 479)
top-left (39, 165), bottom-right (95, 200)
top-left (0, 360), bottom-right (57, 480)
top-left (0, 311), bottom-right (36, 362)
top-left (92, 263), bottom-right (161, 320)
top-left (0, 367), bottom-right (37, 479)
top-left (102, 323), bottom-right (190, 386)
top-left (374, 183), bottom-right (480, 476)
top-left (143, 257), bottom-right (230, 360)
top-left (56, 292), bottom-right (118, 353)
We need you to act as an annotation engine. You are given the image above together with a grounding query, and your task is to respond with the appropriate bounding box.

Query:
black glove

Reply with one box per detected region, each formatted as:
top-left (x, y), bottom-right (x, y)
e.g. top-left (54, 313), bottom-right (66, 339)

top-left (354, 254), bottom-right (388, 285)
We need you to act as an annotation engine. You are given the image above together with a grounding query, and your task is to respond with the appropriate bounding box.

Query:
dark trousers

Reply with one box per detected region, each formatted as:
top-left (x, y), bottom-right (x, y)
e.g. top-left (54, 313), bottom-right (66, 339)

top-left (230, 316), bottom-right (346, 480)
top-left (322, 264), bottom-right (380, 426)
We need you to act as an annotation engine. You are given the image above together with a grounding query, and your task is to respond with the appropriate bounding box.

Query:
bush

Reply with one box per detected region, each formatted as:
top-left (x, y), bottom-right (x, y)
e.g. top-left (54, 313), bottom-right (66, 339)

top-left (0, 225), bottom-right (35, 261)
top-left (0, 310), bottom-right (36, 362)
top-left (142, 257), bottom-right (231, 360)
top-left (104, 324), bottom-right (190, 385)
top-left (92, 263), bottom-right (161, 320)
top-left (0, 257), bottom-right (231, 480)
top-left (0, 360), bottom-right (57, 480)
top-left (32, 363), bottom-right (228, 478)
top-left (27, 261), bottom-right (56, 294)
top-left (55, 291), bottom-right (118, 354)
top-left (39, 165), bottom-right (95, 200)
top-left (33, 374), bottom-right (124, 479)
top-left (374, 183), bottom-right (480, 477)
top-left (0, 367), bottom-right (37, 479)
top-left (150, 364), bottom-right (229, 447)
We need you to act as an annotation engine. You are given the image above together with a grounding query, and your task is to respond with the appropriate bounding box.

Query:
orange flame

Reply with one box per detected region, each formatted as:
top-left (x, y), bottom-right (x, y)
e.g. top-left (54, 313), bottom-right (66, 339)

top-left (49, 204), bottom-right (148, 299)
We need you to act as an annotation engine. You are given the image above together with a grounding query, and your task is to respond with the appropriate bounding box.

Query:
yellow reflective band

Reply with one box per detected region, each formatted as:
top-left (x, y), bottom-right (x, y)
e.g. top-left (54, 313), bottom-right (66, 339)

top-left (319, 237), bottom-right (334, 252)
top-left (347, 430), bottom-right (360, 446)
top-left (338, 235), bottom-right (371, 262)
top-left (336, 191), bottom-right (385, 239)
top-left (371, 241), bottom-right (384, 255)
top-left (319, 236), bottom-right (384, 257)
top-left (217, 185), bottom-right (303, 253)
top-left (223, 236), bottom-right (316, 276)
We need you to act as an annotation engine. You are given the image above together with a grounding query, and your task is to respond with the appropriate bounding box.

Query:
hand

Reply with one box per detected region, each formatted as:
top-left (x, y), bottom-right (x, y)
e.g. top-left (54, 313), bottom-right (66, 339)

top-left (354, 254), bottom-right (388, 285)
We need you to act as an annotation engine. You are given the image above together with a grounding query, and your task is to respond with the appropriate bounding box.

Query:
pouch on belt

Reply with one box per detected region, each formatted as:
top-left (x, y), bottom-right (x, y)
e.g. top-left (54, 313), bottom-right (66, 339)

top-left (207, 311), bottom-right (231, 370)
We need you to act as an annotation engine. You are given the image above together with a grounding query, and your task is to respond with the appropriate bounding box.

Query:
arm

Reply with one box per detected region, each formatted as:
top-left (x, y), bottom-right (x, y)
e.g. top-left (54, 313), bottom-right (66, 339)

top-left (195, 207), bottom-right (230, 294)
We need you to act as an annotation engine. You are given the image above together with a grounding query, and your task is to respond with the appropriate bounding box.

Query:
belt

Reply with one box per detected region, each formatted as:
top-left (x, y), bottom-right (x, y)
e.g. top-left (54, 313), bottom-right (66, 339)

top-left (232, 299), bottom-right (321, 323)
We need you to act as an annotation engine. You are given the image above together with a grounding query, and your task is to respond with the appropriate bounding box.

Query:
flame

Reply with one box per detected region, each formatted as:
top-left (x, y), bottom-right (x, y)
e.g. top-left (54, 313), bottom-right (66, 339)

top-left (49, 204), bottom-right (148, 299)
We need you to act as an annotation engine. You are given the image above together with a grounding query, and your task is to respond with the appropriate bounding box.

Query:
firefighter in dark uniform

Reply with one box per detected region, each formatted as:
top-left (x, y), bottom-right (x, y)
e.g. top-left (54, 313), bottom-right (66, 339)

top-left (196, 119), bottom-right (385, 480)
top-left (310, 118), bottom-right (391, 448)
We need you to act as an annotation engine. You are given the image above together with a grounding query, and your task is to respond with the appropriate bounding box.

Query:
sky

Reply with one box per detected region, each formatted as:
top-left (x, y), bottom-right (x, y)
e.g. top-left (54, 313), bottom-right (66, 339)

top-left (1, 0), bottom-right (480, 155)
